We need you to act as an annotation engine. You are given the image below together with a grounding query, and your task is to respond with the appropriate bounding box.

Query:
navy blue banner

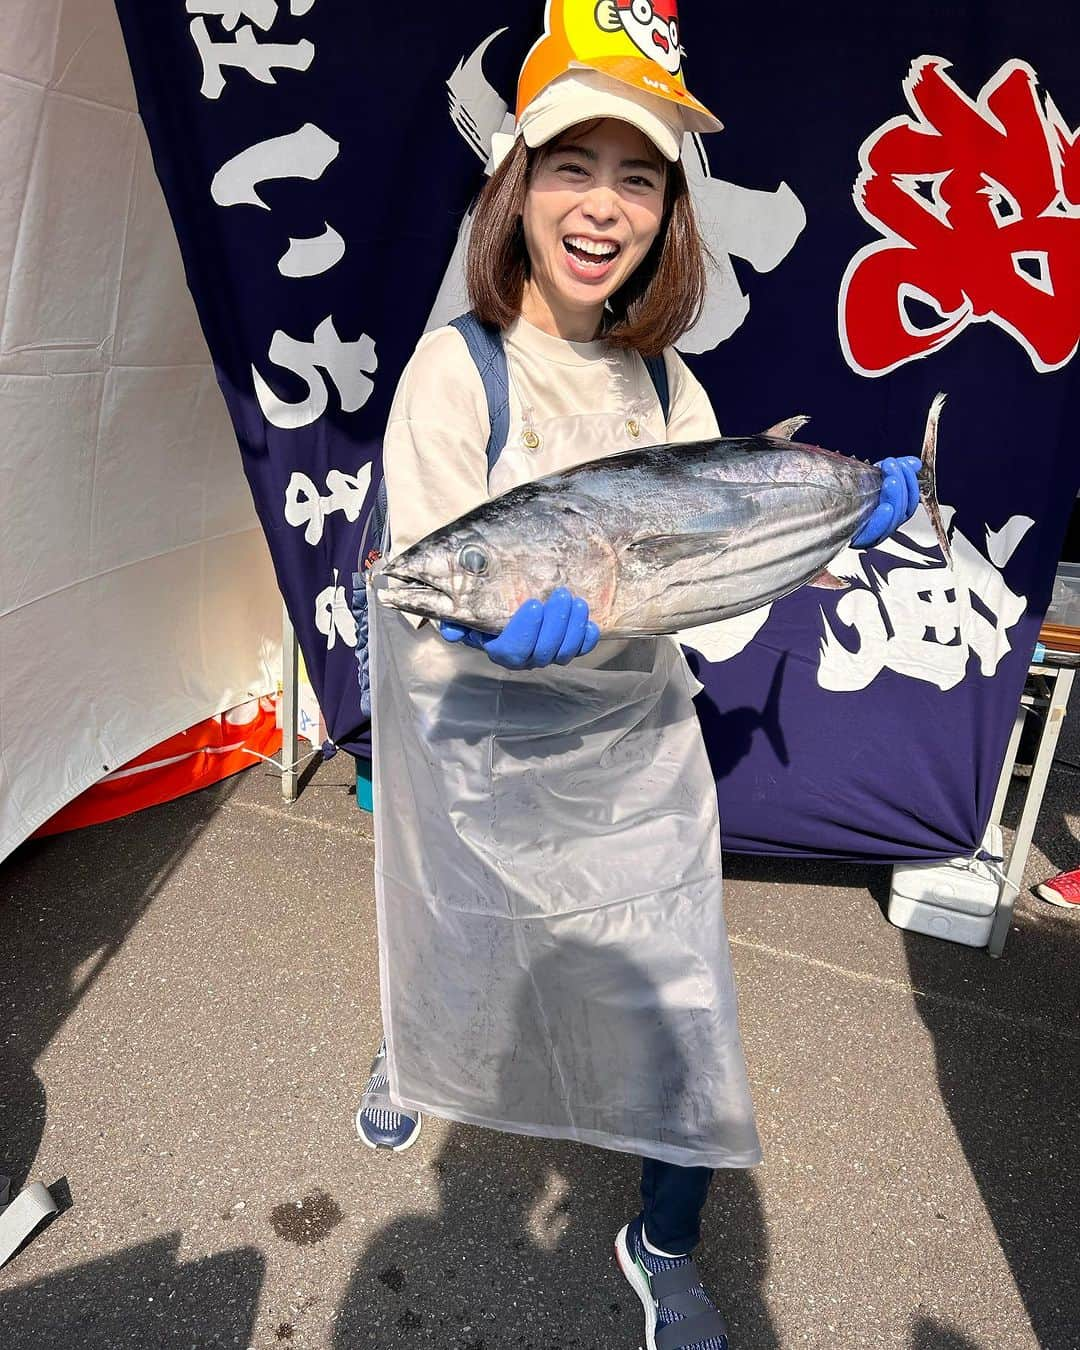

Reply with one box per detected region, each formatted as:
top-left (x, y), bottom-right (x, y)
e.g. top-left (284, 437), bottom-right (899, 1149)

top-left (114, 1), bottom-right (1079, 859)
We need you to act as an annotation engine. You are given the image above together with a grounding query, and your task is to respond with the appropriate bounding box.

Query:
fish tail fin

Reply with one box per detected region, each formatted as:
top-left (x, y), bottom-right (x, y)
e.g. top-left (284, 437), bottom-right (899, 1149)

top-left (917, 392), bottom-right (952, 566)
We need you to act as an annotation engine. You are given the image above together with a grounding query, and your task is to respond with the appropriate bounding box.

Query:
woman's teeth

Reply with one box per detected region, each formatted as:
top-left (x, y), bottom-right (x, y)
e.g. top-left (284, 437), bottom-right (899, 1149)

top-left (564, 236), bottom-right (620, 265)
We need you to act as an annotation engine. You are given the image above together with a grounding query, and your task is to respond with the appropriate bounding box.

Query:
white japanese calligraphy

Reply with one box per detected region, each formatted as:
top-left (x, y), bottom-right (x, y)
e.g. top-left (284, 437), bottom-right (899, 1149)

top-left (817, 509), bottom-right (1031, 692)
top-left (211, 123), bottom-right (339, 209)
top-left (278, 226), bottom-right (345, 277)
top-left (190, 19), bottom-right (313, 100)
top-left (210, 123), bottom-right (345, 274)
top-left (679, 152), bottom-right (807, 354)
top-left (315, 569), bottom-right (357, 649)
top-left (253, 317), bottom-right (377, 429)
top-left (284, 464), bottom-right (373, 545)
top-left (191, 0), bottom-right (369, 692)
top-left (678, 507), bottom-right (1032, 694)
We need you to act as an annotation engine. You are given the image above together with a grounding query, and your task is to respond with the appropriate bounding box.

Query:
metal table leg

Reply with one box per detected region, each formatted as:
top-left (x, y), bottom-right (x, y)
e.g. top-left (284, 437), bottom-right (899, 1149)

top-left (989, 700), bottom-right (1028, 831)
top-left (988, 665), bottom-right (1075, 957)
top-left (281, 601), bottom-right (300, 803)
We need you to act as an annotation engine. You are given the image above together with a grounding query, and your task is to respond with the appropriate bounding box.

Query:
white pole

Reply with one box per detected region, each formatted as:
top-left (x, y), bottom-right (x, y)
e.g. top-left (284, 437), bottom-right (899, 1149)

top-left (281, 600), bottom-right (300, 802)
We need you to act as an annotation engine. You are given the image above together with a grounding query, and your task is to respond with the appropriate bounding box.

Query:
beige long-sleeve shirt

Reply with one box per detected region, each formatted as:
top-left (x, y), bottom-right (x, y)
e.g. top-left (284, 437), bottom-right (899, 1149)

top-left (383, 314), bottom-right (721, 557)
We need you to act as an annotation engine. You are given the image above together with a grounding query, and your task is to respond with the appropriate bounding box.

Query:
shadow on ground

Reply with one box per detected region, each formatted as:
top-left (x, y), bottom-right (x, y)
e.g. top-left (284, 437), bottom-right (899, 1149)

top-left (910, 1318), bottom-right (982, 1350)
top-left (335, 1123), bottom-right (778, 1349)
top-left (0, 1235), bottom-right (264, 1347)
top-left (0, 777), bottom-right (243, 1193)
top-left (724, 758), bottom-right (1080, 1350)
top-left (901, 912), bottom-right (1079, 1349)
top-left (347, 912), bottom-right (778, 1347)
top-left (896, 726), bottom-right (1080, 1350)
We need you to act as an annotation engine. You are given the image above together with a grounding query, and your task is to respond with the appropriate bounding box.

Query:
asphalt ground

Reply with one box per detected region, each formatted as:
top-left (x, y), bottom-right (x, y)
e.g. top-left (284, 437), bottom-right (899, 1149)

top-left (1, 704), bottom-right (1077, 1350)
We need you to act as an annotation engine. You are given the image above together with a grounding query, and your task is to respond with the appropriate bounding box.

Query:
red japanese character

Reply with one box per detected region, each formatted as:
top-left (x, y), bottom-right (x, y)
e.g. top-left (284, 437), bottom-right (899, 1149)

top-left (840, 58), bottom-right (1080, 377)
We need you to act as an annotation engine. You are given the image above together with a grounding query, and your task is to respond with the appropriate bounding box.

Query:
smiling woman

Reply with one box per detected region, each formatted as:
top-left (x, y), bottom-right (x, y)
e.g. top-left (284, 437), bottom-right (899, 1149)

top-left (523, 123), bottom-right (667, 335)
top-left (467, 114), bottom-right (707, 355)
top-left (360, 14), bottom-right (831, 1350)
top-left (362, 34), bottom-right (923, 1350)
top-left (368, 61), bottom-right (755, 1348)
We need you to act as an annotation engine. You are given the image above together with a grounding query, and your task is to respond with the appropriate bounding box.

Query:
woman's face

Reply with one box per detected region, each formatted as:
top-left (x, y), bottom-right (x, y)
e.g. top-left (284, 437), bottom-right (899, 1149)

top-left (521, 119), bottom-right (667, 339)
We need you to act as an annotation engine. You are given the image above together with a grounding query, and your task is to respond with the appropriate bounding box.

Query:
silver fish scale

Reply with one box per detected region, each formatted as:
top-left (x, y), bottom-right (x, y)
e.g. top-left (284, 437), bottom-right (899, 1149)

top-left (380, 436), bottom-right (886, 636)
top-left (551, 440), bottom-right (877, 632)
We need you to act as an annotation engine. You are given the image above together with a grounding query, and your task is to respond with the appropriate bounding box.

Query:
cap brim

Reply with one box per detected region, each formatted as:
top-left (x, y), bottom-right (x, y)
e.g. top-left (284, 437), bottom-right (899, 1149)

top-left (521, 94), bottom-right (683, 162)
top-left (582, 57), bottom-right (723, 135)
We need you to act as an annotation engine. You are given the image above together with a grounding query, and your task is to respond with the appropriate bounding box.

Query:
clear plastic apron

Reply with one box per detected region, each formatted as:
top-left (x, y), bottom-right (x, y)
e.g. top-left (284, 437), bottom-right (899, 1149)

top-left (369, 589), bottom-right (761, 1169)
top-left (368, 404), bottom-right (761, 1168)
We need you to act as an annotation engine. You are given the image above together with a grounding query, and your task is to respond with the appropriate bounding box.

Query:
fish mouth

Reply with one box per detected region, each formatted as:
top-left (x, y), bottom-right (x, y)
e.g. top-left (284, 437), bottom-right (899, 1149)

top-left (379, 567), bottom-right (456, 619)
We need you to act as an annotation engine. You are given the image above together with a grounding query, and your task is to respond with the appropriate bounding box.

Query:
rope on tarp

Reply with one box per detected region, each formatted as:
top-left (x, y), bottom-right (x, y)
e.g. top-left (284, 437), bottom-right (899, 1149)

top-left (240, 743), bottom-right (326, 775)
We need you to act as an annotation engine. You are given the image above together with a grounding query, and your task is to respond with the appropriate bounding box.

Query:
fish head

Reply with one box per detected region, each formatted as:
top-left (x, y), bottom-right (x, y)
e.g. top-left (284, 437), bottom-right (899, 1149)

top-left (378, 492), bottom-right (616, 632)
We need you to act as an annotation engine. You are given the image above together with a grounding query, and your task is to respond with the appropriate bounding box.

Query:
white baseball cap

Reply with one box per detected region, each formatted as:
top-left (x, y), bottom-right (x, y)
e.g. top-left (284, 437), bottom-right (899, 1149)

top-left (518, 67), bottom-right (694, 163)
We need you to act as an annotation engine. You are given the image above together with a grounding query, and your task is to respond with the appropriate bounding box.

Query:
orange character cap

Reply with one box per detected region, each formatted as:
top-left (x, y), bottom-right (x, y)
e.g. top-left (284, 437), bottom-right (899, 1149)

top-left (517, 0), bottom-right (722, 137)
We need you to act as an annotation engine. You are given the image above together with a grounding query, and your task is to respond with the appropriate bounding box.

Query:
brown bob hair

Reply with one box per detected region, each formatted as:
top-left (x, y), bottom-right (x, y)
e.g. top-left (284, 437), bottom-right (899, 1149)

top-left (465, 128), bottom-right (708, 357)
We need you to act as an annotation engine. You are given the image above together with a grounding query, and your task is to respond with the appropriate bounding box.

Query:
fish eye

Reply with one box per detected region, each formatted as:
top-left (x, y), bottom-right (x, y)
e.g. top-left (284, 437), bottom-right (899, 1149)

top-left (458, 545), bottom-right (489, 575)
top-left (632, 0), bottom-right (653, 22)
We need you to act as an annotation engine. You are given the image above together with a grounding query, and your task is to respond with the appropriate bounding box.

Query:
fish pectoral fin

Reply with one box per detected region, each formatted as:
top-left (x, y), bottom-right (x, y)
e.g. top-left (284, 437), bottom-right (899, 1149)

top-left (763, 414), bottom-right (811, 441)
top-left (624, 530), bottom-right (734, 566)
top-left (807, 569), bottom-right (850, 590)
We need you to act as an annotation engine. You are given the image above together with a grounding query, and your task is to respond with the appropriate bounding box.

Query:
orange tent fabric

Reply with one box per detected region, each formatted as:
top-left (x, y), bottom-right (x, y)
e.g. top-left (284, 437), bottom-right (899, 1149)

top-left (35, 699), bottom-right (281, 837)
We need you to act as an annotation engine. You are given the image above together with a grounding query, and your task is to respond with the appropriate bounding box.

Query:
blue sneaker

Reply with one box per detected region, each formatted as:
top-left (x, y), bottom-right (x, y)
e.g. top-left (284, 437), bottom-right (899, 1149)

top-left (354, 1039), bottom-right (423, 1151)
top-left (615, 1214), bottom-right (729, 1350)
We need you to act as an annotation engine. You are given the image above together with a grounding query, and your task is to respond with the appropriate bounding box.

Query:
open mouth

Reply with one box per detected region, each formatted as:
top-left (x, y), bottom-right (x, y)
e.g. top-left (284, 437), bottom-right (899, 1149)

top-left (652, 30), bottom-right (670, 53)
top-left (563, 235), bottom-right (621, 268)
top-left (382, 567), bottom-right (450, 598)
top-left (379, 568), bottom-right (455, 618)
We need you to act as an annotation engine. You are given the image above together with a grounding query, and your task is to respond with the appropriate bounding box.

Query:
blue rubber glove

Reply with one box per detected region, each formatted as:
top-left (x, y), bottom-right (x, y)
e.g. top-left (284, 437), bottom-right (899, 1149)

top-left (439, 588), bottom-right (600, 670)
top-left (851, 455), bottom-right (922, 548)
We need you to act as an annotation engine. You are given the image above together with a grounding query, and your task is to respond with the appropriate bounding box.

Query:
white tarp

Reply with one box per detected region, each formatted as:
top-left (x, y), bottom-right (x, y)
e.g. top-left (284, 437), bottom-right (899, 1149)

top-left (0, 0), bottom-right (281, 859)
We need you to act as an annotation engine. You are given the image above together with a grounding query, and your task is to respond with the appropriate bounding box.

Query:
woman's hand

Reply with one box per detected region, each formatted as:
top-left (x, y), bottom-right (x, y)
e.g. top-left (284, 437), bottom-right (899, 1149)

top-left (439, 588), bottom-right (600, 669)
top-left (851, 456), bottom-right (922, 548)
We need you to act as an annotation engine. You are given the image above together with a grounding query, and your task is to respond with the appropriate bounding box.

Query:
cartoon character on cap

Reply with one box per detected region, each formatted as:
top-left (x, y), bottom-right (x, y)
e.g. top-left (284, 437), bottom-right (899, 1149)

top-left (602, 0), bottom-right (681, 76)
top-left (517, 0), bottom-right (721, 134)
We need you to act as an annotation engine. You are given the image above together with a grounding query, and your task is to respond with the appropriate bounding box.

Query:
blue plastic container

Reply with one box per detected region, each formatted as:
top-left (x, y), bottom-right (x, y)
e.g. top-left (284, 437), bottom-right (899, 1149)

top-left (355, 757), bottom-right (374, 813)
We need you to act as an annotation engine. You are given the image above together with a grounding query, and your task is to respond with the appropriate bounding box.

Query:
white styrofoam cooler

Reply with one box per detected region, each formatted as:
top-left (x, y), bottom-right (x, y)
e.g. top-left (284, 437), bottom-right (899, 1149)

top-left (888, 825), bottom-right (1004, 948)
top-left (1046, 561), bottom-right (1080, 629)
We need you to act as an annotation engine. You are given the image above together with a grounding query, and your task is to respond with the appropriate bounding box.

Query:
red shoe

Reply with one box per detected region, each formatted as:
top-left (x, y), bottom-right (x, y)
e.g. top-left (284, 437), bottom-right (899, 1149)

top-left (1036, 868), bottom-right (1080, 908)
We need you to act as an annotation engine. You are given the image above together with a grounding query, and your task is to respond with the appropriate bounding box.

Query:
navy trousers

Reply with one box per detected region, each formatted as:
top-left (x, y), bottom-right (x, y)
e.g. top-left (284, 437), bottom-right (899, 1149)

top-left (640, 1157), bottom-right (714, 1253)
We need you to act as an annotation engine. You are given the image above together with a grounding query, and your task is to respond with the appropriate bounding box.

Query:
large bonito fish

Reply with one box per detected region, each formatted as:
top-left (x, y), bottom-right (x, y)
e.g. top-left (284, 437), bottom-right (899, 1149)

top-left (378, 396), bottom-right (951, 637)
